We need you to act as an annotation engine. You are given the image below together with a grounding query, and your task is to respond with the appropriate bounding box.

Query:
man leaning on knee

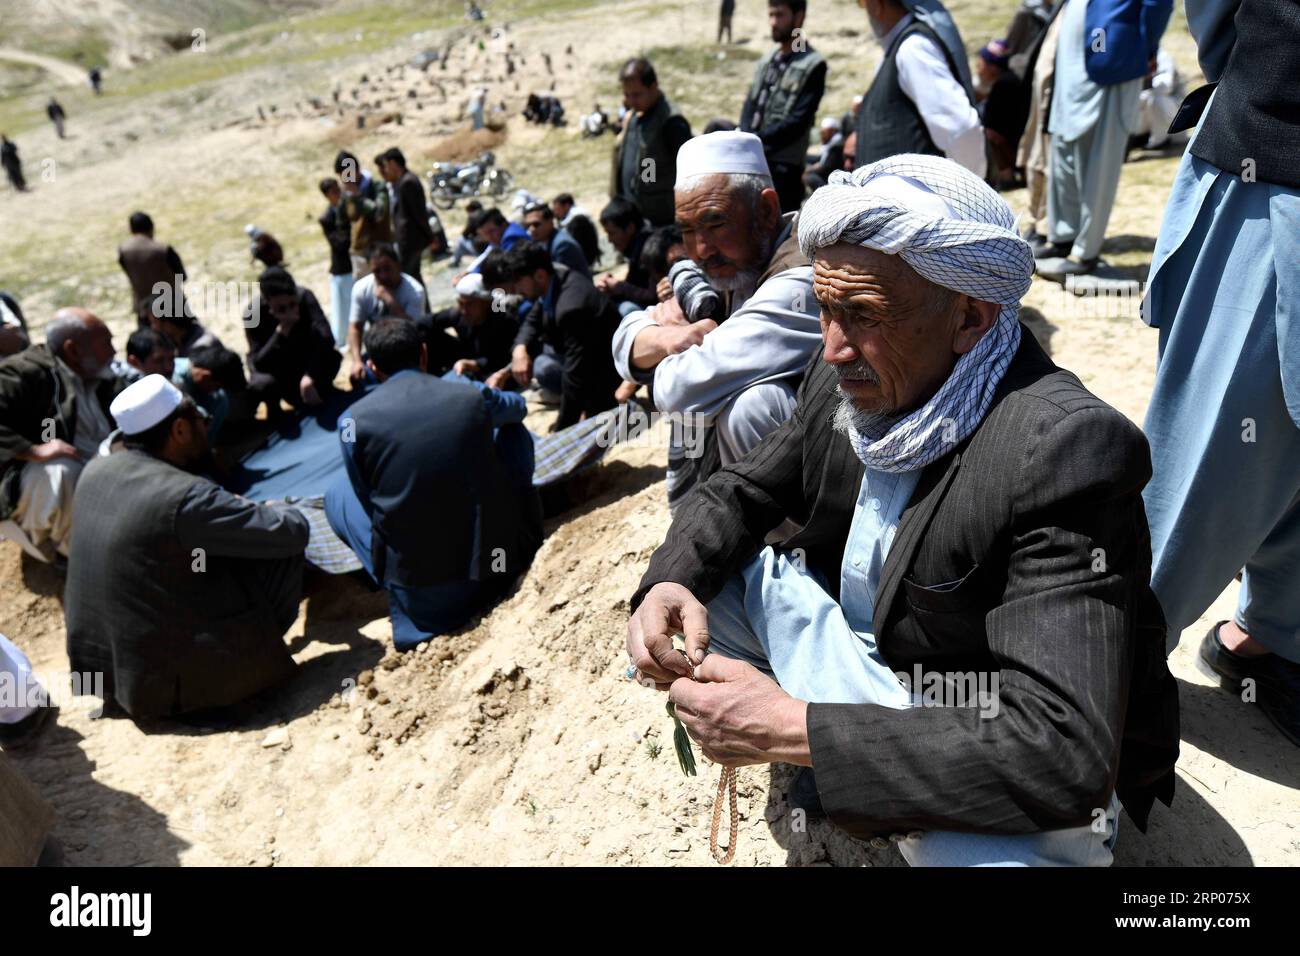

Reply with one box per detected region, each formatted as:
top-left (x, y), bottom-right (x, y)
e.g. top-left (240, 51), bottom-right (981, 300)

top-left (626, 155), bottom-right (1179, 867)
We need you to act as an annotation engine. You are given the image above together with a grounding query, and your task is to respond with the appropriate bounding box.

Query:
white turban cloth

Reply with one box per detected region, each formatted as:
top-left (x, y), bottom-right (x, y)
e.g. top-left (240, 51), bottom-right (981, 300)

top-left (796, 153), bottom-right (1034, 472)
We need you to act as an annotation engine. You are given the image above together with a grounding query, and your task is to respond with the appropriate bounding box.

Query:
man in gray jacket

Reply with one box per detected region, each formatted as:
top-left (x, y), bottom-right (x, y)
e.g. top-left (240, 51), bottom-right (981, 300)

top-left (65, 375), bottom-right (309, 720)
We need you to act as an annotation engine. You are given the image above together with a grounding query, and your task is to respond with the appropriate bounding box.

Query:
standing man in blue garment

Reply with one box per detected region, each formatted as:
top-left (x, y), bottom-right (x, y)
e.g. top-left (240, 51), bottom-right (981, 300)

top-left (1141, 0), bottom-right (1300, 746)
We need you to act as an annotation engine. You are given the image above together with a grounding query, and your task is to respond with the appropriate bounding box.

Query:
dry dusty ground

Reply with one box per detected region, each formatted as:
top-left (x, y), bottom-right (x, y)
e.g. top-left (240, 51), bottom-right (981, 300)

top-left (0, 0), bottom-right (1296, 866)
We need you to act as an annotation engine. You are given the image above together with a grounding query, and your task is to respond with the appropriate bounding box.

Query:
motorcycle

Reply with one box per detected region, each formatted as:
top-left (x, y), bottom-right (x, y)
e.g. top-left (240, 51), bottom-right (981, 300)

top-left (428, 151), bottom-right (515, 209)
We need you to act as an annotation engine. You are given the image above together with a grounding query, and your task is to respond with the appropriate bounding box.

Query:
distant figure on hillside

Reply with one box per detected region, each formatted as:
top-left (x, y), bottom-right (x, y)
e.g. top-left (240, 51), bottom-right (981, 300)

top-left (88, 67), bottom-right (102, 95)
top-left (118, 211), bottom-right (190, 327)
top-left (46, 99), bottom-right (66, 139)
top-left (468, 86), bottom-right (488, 130)
top-left (610, 57), bottom-right (692, 228)
top-left (1, 135), bottom-right (26, 192)
top-left (740, 0), bottom-right (828, 212)
top-left (719, 0), bottom-right (736, 44)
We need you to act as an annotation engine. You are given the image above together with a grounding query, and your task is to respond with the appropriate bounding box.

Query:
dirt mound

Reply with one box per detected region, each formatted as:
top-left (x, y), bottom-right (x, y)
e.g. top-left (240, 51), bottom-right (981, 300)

top-left (423, 126), bottom-right (508, 164)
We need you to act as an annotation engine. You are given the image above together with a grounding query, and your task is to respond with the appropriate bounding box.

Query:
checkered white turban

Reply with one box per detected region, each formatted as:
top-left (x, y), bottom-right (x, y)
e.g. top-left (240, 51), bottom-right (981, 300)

top-left (796, 153), bottom-right (1034, 473)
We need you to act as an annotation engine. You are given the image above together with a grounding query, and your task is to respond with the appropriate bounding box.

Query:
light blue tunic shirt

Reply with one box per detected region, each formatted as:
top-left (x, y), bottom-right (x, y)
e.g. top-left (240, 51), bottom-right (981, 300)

top-left (839, 467), bottom-right (923, 637)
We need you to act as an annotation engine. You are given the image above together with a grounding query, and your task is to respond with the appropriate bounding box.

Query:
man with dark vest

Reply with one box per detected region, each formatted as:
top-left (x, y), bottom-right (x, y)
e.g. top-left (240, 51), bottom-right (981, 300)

top-left (1141, 0), bottom-right (1300, 746)
top-left (740, 1), bottom-right (828, 212)
top-left (611, 132), bottom-right (822, 509)
top-left (325, 319), bottom-right (541, 649)
top-left (610, 58), bottom-right (693, 228)
top-left (65, 375), bottom-right (309, 719)
top-left (117, 212), bottom-right (191, 328)
top-left (380, 147), bottom-right (436, 286)
top-left (850, 0), bottom-right (985, 178)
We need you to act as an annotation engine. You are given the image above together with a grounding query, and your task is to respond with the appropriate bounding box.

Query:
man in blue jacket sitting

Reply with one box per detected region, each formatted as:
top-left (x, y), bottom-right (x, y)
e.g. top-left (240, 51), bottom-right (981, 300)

top-left (325, 319), bottom-right (542, 649)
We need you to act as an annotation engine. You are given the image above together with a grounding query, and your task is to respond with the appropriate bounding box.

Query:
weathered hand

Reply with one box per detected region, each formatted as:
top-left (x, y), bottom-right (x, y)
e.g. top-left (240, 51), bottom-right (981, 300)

top-left (626, 582), bottom-right (709, 687)
top-left (648, 297), bottom-right (688, 327)
top-left (669, 655), bottom-right (811, 768)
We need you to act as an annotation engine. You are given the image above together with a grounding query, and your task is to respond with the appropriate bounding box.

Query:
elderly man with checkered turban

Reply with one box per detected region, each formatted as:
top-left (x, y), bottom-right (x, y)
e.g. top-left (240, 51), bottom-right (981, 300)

top-left (625, 154), bottom-right (1178, 867)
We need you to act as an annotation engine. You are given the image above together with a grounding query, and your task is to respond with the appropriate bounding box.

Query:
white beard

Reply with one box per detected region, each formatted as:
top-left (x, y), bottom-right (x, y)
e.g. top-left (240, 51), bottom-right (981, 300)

top-left (831, 388), bottom-right (903, 441)
top-left (707, 267), bottom-right (761, 294)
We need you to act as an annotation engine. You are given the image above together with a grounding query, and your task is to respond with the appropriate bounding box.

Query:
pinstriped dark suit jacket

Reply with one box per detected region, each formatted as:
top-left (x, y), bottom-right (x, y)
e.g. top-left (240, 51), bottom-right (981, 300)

top-left (633, 328), bottom-right (1179, 839)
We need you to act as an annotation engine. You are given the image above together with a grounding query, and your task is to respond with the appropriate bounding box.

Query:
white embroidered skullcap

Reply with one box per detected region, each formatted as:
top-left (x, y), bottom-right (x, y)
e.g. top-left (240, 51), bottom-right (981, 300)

top-left (675, 131), bottom-right (770, 187)
top-left (110, 374), bottom-right (184, 435)
top-left (455, 272), bottom-right (492, 300)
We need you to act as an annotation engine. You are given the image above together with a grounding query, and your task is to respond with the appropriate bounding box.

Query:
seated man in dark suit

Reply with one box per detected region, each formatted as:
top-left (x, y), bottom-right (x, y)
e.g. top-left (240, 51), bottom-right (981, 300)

top-left (325, 319), bottom-right (542, 649)
top-left (625, 155), bottom-right (1178, 866)
top-left (243, 266), bottom-right (342, 414)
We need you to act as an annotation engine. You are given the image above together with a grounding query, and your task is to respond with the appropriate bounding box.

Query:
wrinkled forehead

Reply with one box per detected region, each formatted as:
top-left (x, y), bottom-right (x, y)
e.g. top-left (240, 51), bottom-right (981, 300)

top-left (811, 243), bottom-right (927, 308)
top-left (675, 174), bottom-right (744, 219)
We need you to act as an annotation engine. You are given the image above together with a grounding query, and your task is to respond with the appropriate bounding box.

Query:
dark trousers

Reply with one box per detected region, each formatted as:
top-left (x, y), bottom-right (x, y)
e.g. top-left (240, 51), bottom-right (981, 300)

top-left (398, 243), bottom-right (424, 286)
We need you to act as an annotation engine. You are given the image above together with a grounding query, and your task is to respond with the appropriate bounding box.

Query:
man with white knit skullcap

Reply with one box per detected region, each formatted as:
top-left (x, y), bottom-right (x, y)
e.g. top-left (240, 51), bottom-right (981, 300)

top-left (627, 154), bottom-right (1178, 867)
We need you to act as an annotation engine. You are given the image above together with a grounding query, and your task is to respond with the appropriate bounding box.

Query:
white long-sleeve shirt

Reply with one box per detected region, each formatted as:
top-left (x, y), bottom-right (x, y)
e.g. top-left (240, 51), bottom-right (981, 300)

top-left (881, 14), bottom-right (987, 178)
top-left (611, 263), bottom-right (822, 419)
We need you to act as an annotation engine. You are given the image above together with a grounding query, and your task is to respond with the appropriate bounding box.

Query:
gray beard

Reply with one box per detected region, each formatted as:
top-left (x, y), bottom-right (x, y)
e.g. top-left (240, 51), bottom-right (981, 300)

top-left (832, 393), bottom-right (907, 443)
top-left (704, 229), bottom-right (776, 294)
top-left (708, 267), bottom-right (761, 293)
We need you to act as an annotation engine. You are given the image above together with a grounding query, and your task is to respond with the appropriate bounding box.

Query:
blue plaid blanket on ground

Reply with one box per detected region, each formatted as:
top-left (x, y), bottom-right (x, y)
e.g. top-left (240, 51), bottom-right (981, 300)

top-left (244, 402), bottom-right (638, 574)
